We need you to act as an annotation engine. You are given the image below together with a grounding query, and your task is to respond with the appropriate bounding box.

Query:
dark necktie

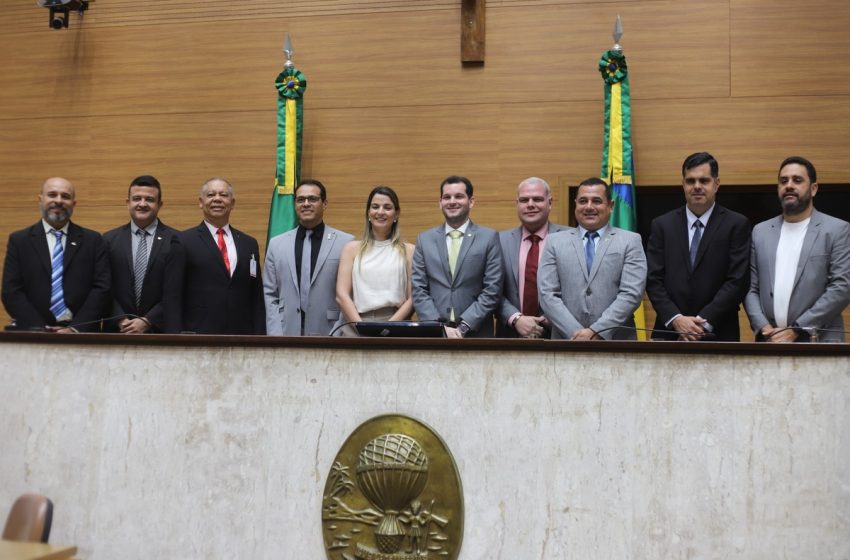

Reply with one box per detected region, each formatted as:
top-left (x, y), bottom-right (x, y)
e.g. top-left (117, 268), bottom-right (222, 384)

top-left (584, 231), bottom-right (598, 273)
top-left (300, 229), bottom-right (313, 316)
top-left (49, 229), bottom-right (68, 320)
top-left (133, 229), bottom-right (149, 307)
top-left (522, 234), bottom-right (541, 316)
top-left (217, 228), bottom-right (231, 275)
top-left (690, 220), bottom-right (703, 267)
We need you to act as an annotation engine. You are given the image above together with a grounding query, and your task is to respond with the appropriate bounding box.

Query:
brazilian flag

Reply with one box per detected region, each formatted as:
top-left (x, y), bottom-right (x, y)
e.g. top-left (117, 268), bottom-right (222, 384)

top-left (599, 48), bottom-right (646, 339)
top-left (267, 65), bottom-right (307, 243)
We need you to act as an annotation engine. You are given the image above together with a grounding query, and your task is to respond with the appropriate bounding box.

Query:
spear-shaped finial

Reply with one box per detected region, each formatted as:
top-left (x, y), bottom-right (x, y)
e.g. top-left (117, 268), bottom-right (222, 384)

top-left (283, 32), bottom-right (294, 68)
top-left (612, 15), bottom-right (623, 52)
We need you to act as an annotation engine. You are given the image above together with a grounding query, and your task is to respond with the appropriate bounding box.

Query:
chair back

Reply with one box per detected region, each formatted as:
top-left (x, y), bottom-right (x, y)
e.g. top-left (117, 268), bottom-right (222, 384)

top-left (2, 494), bottom-right (53, 543)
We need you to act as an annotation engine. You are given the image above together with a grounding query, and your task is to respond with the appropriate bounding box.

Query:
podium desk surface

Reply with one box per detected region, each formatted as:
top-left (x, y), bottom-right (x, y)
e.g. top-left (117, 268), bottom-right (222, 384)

top-left (1, 331), bottom-right (849, 357)
top-left (0, 540), bottom-right (77, 560)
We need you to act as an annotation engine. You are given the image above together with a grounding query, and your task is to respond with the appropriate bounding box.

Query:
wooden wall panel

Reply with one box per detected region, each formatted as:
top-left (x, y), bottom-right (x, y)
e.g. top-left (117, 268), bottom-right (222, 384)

top-left (0, 1), bottom-right (731, 119)
top-left (732, 0), bottom-right (850, 96)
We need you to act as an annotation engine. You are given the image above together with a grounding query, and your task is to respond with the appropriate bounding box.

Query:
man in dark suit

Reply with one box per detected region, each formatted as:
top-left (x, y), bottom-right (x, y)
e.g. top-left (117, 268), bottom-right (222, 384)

top-left (103, 175), bottom-right (177, 333)
top-left (646, 152), bottom-right (751, 341)
top-left (498, 177), bottom-right (567, 338)
top-left (412, 175), bottom-right (503, 338)
top-left (164, 177), bottom-right (265, 335)
top-left (2, 177), bottom-right (110, 332)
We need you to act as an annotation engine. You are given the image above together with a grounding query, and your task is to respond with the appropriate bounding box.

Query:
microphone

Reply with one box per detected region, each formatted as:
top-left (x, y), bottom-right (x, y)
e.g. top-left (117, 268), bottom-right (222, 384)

top-left (585, 324), bottom-right (717, 341)
top-left (3, 314), bottom-right (148, 333)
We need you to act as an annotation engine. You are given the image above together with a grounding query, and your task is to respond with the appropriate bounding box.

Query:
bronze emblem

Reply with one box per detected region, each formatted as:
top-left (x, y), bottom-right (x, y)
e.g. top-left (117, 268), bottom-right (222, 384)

top-left (322, 415), bottom-right (464, 560)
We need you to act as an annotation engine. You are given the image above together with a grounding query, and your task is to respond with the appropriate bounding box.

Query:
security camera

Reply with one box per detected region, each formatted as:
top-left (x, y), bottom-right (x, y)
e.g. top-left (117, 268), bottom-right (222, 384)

top-left (36, 0), bottom-right (91, 30)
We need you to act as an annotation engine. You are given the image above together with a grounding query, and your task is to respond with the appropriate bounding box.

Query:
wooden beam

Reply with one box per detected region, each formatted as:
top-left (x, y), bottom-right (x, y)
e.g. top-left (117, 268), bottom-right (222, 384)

top-left (461, 0), bottom-right (485, 62)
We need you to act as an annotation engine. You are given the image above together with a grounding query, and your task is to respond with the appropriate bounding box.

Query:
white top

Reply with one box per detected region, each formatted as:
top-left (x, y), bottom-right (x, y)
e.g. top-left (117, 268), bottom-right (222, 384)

top-left (773, 217), bottom-right (810, 327)
top-left (352, 239), bottom-right (407, 313)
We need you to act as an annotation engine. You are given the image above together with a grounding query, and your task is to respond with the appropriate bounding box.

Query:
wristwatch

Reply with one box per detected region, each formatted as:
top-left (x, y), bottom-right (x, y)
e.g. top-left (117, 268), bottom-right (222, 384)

top-left (457, 321), bottom-right (471, 337)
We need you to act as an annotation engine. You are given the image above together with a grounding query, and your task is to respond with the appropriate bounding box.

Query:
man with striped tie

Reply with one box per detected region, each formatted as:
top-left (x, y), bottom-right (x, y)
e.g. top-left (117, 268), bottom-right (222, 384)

top-left (2, 177), bottom-right (110, 332)
top-left (103, 175), bottom-right (177, 333)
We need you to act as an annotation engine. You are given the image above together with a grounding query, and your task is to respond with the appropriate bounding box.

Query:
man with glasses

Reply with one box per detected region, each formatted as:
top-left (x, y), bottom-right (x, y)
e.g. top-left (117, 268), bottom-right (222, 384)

top-left (263, 179), bottom-right (354, 335)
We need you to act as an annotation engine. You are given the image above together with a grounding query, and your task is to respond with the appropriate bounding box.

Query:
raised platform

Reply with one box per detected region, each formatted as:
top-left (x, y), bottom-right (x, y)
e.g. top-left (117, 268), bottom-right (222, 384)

top-left (1, 333), bottom-right (848, 559)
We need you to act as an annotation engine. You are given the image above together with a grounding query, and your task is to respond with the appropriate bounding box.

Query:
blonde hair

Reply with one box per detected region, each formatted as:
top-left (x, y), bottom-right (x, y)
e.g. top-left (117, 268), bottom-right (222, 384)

top-left (359, 185), bottom-right (407, 266)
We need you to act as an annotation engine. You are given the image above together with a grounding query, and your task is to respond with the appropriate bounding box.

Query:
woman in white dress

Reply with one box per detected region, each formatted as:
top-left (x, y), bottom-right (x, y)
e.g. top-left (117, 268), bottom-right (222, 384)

top-left (336, 186), bottom-right (414, 335)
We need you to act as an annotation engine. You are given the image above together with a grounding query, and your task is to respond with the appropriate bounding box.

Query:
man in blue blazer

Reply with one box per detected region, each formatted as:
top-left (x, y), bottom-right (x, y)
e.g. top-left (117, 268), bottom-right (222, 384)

top-left (745, 156), bottom-right (850, 342)
top-left (164, 177), bottom-right (265, 335)
top-left (103, 175), bottom-right (177, 333)
top-left (498, 177), bottom-right (567, 338)
top-left (412, 175), bottom-right (503, 338)
top-left (2, 177), bottom-right (110, 332)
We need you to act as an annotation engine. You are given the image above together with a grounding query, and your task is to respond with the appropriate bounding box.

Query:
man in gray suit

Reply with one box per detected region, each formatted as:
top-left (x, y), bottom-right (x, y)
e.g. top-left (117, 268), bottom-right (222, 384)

top-left (263, 179), bottom-right (354, 335)
top-left (538, 177), bottom-right (647, 340)
top-left (744, 156), bottom-right (850, 342)
top-left (412, 175), bottom-right (503, 338)
top-left (498, 177), bottom-right (567, 338)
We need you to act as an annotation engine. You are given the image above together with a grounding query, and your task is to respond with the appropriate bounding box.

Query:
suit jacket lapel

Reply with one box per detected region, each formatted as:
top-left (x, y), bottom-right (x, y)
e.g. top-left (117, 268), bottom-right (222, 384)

top-left (693, 207), bottom-right (722, 270)
top-left (588, 228), bottom-right (615, 282)
top-left (452, 223), bottom-right (476, 283)
top-left (285, 230), bottom-right (300, 292)
top-left (507, 227), bottom-right (521, 286)
top-left (311, 229), bottom-right (336, 285)
top-left (569, 230), bottom-right (588, 281)
top-left (30, 223), bottom-right (52, 275)
top-left (146, 223), bottom-right (168, 275)
top-left (794, 212), bottom-right (821, 289)
top-left (765, 217), bottom-right (782, 291)
top-left (197, 223), bottom-right (229, 277)
top-left (435, 227), bottom-right (452, 283)
top-left (675, 208), bottom-right (694, 273)
top-left (63, 223), bottom-right (83, 269)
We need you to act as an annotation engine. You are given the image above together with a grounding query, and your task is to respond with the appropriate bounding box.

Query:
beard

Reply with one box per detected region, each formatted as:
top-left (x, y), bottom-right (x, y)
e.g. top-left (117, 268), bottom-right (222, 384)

top-left (780, 189), bottom-right (812, 216)
top-left (42, 205), bottom-right (72, 227)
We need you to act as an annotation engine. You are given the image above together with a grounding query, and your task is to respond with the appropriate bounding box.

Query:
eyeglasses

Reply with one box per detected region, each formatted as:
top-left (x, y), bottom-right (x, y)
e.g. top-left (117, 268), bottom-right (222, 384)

top-left (295, 196), bottom-right (322, 204)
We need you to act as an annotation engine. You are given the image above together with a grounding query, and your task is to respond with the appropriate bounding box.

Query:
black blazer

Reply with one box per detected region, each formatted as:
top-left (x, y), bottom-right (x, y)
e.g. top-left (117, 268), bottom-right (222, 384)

top-left (2, 221), bottom-right (110, 331)
top-left (646, 205), bottom-right (751, 341)
top-left (103, 221), bottom-right (178, 332)
top-left (163, 222), bottom-right (265, 335)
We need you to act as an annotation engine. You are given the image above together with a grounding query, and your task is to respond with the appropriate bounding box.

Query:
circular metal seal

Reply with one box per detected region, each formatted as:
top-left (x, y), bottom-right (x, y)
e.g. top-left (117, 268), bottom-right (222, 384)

top-left (321, 414), bottom-right (464, 560)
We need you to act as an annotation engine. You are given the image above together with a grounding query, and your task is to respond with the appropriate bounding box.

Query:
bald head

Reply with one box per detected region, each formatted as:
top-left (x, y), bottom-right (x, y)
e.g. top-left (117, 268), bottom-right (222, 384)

top-left (39, 177), bottom-right (76, 228)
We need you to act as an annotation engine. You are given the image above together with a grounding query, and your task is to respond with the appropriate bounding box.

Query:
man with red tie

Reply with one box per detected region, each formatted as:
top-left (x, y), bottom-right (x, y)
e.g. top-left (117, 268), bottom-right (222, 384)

top-left (164, 177), bottom-right (265, 334)
top-left (497, 177), bottom-right (567, 338)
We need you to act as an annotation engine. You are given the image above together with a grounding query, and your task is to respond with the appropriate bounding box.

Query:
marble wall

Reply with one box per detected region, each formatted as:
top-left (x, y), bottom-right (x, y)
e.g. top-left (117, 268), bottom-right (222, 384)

top-left (1, 341), bottom-right (848, 559)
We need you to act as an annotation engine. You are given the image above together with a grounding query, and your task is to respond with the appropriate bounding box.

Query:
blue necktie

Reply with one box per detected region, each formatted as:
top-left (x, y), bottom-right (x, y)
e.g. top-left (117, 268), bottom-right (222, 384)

top-left (584, 231), bottom-right (598, 273)
top-left (49, 229), bottom-right (68, 320)
top-left (690, 221), bottom-right (703, 267)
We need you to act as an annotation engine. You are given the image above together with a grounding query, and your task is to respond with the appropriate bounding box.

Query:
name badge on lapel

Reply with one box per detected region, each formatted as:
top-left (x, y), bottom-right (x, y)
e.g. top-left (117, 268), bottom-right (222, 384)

top-left (250, 254), bottom-right (257, 278)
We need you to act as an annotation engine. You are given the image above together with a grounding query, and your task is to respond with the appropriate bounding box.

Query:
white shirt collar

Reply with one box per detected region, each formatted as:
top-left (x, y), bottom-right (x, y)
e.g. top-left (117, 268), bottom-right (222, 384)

top-left (444, 220), bottom-right (470, 235)
top-left (686, 203), bottom-right (715, 229)
top-left (42, 219), bottom-right (69, 235)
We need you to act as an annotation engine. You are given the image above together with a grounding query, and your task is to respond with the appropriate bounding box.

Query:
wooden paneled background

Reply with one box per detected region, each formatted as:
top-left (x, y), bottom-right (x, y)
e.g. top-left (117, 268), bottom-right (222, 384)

top-left (2, 0), bottom-right (849, 334)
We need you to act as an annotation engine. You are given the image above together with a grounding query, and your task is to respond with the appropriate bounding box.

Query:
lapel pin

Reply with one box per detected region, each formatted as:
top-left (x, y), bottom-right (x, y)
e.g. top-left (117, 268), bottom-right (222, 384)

top-left (70, 241), bottom-right (77, 246)
top-left (157, 236), bottom-right (162, 241)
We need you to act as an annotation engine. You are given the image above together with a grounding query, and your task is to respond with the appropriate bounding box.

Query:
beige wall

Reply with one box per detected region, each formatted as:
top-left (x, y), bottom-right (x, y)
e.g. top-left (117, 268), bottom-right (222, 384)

top-left (2, 0), bottom-right (849, 330)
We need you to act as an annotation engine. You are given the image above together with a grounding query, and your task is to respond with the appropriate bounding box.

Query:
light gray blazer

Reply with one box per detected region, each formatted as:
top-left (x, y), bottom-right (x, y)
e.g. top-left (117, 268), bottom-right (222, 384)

top-left (538, 226), bottom-right (647, 340)
top-left (412, 221), bottom-right (503, 337)
top-left (743, 209), bottom-right (850, 342)
top-left (263, 225), bottom-right (354, 336)
top-left (498, 223), bottom-right (568, 333)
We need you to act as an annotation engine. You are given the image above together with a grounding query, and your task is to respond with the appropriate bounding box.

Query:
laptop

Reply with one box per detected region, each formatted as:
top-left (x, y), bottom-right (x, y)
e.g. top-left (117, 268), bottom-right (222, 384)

top-left (354, 320), bottom-right (446, 338)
